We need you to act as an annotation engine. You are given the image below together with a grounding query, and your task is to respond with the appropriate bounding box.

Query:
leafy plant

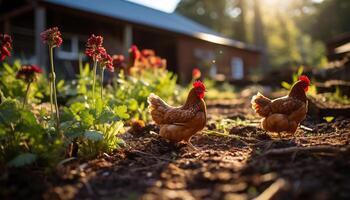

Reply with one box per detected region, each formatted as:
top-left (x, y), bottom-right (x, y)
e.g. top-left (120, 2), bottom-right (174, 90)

top-left (0, 61), bottom-right (46, 103)
top-left (0, 97), bottom-right (64, 167)
top-left (61, 98), bottom-right (127, 158)
top-left (281, 65), bottom-right (304, 90)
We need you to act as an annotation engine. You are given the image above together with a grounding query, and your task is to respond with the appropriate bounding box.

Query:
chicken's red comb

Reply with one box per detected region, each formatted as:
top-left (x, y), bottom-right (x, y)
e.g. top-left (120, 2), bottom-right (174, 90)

top-left (298, 75), bottom-right (310, 85)
top-left (193, 80), bottom-right (205, 90)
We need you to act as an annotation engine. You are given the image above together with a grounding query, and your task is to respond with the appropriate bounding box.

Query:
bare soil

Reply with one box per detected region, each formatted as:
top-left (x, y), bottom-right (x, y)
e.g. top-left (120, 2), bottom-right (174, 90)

top-left (1, 97), bottom-right (350, 200)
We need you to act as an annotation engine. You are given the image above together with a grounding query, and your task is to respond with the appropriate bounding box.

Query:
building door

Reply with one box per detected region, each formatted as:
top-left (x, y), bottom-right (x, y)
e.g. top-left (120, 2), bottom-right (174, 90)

top-left (231, 57), bottom-right (244, 79)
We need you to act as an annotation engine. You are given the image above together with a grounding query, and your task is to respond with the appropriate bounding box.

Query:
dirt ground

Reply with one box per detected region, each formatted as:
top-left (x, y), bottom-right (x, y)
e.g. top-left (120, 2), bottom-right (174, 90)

top-left (1, 96), bottom-right (350, 200)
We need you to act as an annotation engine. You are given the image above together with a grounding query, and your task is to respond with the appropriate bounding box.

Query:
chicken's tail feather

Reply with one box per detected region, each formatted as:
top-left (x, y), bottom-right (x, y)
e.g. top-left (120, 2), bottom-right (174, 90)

top-left (147, 93), bottom-right (169, 124)
top-left (251, 92), bottom-right (271, 117)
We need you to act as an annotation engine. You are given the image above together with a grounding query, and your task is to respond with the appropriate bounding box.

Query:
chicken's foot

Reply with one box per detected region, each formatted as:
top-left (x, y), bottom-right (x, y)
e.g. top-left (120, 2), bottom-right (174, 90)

top-left (187, 136), bottom-right (199, 151)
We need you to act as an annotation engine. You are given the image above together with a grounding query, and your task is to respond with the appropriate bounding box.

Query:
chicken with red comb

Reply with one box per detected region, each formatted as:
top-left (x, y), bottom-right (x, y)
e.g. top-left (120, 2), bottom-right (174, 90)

top-left (148, 80), bottom-right (207, 149)
top-left (251, 75), bottom-right (310, 137)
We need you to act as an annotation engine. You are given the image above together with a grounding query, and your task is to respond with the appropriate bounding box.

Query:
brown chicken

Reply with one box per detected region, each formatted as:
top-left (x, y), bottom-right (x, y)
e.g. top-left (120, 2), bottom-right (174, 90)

top-left (251, 75), bottom-right (310, 137)
top-left (147, 81), bottom-right (207, 148)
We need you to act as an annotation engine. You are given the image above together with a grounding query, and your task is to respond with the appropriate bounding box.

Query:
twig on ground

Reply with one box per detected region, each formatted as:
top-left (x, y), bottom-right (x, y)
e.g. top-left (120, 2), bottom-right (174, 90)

top-left (131, 162), bottom-right (166, 172)
top-left (56, 157), bottom-right (77, 168)
top-left (300, 125), bottom-right (314, 132)
top-left (263, 145), bottom-right (350, 156)
top-left (252, 178), bottom-right (289, 200)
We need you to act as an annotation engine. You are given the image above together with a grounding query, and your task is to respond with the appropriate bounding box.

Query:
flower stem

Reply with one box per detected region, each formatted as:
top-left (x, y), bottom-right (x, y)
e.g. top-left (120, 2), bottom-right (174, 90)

top-left (92, 60), bottom-right (98, 104)
top-left (49, 80), bottom-right (54, 119)
top-left (23, 82), bottom-right (31, 108)
top-left (100, 66), bottom-right (105, 99)
top-left (49, 47), bottom-right (60, 130)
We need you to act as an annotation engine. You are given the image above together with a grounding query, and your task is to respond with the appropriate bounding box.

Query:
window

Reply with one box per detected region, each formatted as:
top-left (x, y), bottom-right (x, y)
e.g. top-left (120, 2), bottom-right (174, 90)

top-left (231, 57), bottom-right (244, 79)
top-left (56, 36), bottom-right (85, 60)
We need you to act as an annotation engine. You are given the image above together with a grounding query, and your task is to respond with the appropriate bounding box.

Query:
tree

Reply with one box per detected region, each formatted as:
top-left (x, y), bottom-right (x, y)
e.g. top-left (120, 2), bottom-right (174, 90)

top-left (175, 0), bottom-right (249, 41)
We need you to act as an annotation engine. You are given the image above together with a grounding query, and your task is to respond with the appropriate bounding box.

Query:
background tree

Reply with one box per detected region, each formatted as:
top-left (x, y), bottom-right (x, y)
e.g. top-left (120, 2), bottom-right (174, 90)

top-left (176, 0), bottom-right (346, 70)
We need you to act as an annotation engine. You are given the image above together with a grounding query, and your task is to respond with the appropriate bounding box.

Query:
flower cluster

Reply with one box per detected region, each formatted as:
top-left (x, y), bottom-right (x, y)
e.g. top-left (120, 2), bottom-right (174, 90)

top-left (0, 34), bottom-right (13, 61)
top-left (16, 65), bottom-right (43, 83)
top-left (192, 68), bottom-right (201, 79)
top-left (127, 45), bottom-right (166, 74)
top-left (100, 52), bottom-right (114, 72)
top-left (85, 34), bottom-right (106, 62)
top-left (40, 27), bottom-right (62, 48)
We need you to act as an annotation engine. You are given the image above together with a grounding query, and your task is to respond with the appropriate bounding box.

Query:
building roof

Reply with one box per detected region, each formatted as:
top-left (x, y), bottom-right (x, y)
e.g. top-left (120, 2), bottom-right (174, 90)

top-left (43, 0), bottom-right (259, 52)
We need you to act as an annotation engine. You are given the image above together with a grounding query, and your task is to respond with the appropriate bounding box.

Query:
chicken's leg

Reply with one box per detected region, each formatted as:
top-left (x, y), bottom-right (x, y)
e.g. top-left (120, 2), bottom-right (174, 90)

top-left (277, 132), bottom-right (282, 139)
top-left (186, 136), bottom-right (198, 150)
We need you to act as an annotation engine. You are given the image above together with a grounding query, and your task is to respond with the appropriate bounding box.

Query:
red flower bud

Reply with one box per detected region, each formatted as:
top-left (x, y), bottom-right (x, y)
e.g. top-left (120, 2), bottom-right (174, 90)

top-left (100, 52), bottom-right (114, 72)
top-left (0, 34), bottom-right (13, 61)
top-left (40, 27), bottom-right (62, 48)
top-left (85, 34), bottom-right (106, 62)
top-left (16, 65), bottom-right (42, 83)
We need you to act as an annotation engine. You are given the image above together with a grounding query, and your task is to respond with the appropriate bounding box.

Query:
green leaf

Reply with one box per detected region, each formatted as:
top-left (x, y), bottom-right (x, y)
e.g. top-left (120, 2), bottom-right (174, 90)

top-left (323, 116), bottom-right (334, 123)
top-left (3, 63), bottom-right (14, 74)
top-left (281, 81), bottom-right (291, 90)
top-left (65, 129), bottom-right (84, 139)
top-left (57, 80), bottom-right (65, 90)
top-left (114, 105), bottom-right (130, 119)
top-left (84, 130), bottom-right (103, 141)
top-left (128, 99), bottom-right (138, 111)
top-left (97, 109), bottom-right (115, 124)
top-left (69, 102), bottom-right (86, 117)
top-left (113, 121), bottom-right (125, 134)
top-left (83, 63), bottom-right (90, 76)
top-left (16, 110), bottom-right (43, 135)
top-left (80, 110), bottom-right (94, 127)
top-left (95, 98), bottom-right (103, 116)
top-left (0, 99), bottom-right (21, 125)
top-left (8, 153), bottom-right (37, 167)
top-left (297, 66), bottom-right (304, 76)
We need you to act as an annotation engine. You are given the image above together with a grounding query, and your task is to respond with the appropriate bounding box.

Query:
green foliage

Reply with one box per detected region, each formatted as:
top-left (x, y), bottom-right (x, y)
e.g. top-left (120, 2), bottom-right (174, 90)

top-left (179, 79), bottom-right (235, 102)
top-left (8, 153), bottom-right (37, 167)
top-left (0, 98), bottom-right (64, 167)
top-left (320, 87), bottom-right (350, 105)
top-left (108, 69), bottom-right (178, 121)
top-left (176, 0), bottom-right (331, 68)
top-left (0, 51), bottom-right (179, 166)
top-left (61, 96), bottom-right (128, 157)
top-left (281, 66), bottom-right (304, 90)
top-left (0, 61), bottom-right (46, 103)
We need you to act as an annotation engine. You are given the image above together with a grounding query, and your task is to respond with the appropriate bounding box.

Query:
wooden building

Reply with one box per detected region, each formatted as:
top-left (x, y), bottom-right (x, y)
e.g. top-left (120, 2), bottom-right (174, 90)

top-left (0, 0), bottom-right (261, 82)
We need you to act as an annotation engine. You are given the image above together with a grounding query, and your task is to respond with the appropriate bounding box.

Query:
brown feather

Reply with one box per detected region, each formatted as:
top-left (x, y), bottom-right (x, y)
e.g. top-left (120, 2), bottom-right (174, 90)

top-left (147, 88), bottom-right (207, 142)
top-left (251, 81), bottom-right (308, 135)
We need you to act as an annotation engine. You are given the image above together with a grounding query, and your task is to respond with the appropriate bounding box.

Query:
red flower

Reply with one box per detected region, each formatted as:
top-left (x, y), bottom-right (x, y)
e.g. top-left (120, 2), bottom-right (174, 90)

top-left (192, 68), bottom-right (201, 79)
top-left (85, 34), bottom-right (106, 62)
top-left (0, 34), bottom-right (13, 61)
top-left (100, 52), bottom-right (114, 72)
top-left (128, 45), bottom-right (140, 66)
top-left (112, 54), bottom-right (125, 69)
top-left (40, 27), bottom-right (62, 48)
top-left (16, 65), bottom-right (43, 83)
top-left (150, 56), bottom-right (163, 68)
top-left (141, 49), bottom-right (155, 58)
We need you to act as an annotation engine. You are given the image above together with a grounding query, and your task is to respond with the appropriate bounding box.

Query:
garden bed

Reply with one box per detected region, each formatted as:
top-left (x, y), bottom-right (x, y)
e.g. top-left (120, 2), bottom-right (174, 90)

top-left (2, 97), bottom-right (349, 200)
